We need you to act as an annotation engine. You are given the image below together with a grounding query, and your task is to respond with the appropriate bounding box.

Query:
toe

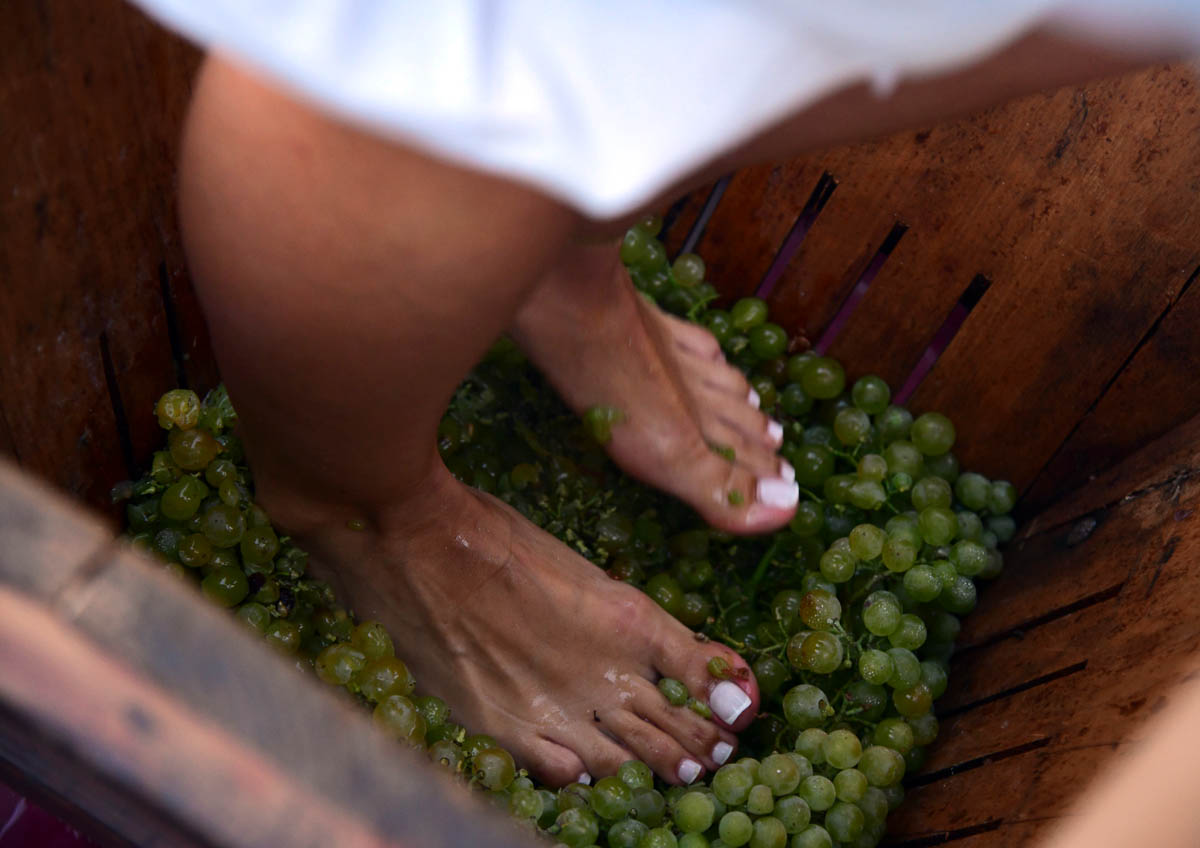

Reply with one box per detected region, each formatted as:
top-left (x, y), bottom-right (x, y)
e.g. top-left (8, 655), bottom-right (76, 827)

top-left (660, 311), bottom-right (725, 361)
top-left (548, 724), bottom-right (636, 781)
top-left (631, 680), bottom-right (738, 771)
top-left (689, 455), bottom-right (797, 535)
top-left (518, 737), bottom-right (591, 788)
top-left (599, 708), bottom-right (707, 785)
top-left (653, 637), bottom-right (760, 733)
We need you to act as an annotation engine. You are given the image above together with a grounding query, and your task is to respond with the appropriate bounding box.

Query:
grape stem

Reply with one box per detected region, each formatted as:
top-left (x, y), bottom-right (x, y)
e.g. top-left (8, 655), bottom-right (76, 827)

top-left (747, 538), bottom-right (784, 601)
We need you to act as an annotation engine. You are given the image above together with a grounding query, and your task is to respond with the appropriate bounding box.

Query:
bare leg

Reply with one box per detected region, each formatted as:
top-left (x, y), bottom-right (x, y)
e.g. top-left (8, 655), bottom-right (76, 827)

top-left (180, 57), bottom-right (755, 787)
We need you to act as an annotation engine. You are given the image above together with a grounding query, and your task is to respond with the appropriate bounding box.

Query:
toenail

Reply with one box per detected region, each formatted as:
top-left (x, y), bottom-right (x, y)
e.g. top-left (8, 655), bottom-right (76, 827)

top-left (757, 477), bottom-right (799, 509)
top-left (678, 758), bottom-right (703, 785)
top-left (748, 388), bottom-right (760, 408)
top-left (709, 681), bottom-right (753, 725)
top-left (767, 419), bottom-right (784, 445)
top-left (577, 772), bottom-right (592, 786)
top-left (780, 461), bottom-right (795, 483)
top-left (712, 741), bottom-right (734, 765)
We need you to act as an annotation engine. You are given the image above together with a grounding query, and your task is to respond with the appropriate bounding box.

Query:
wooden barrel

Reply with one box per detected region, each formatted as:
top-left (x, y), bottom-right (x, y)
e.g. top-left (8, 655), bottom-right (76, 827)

top-left (3, 2), bottom-right (1200, 845)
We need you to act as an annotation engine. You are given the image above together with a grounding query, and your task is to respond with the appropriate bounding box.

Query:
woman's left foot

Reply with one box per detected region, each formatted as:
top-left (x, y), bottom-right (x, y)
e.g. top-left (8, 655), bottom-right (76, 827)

top-left (512, 242), bottom-right (797, 535)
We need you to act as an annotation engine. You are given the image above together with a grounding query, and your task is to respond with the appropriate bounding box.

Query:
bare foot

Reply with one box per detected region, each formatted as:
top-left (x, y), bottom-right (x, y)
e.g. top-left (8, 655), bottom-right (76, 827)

top-left (263, 465), bottom-right (760, 787)
top-left (512, 241), bottom-right (798, 535)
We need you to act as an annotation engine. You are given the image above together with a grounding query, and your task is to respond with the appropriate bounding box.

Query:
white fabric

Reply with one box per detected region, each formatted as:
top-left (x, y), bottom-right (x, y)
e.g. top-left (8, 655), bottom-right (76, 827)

top-left (131, 1), bottom-right (1200, 217)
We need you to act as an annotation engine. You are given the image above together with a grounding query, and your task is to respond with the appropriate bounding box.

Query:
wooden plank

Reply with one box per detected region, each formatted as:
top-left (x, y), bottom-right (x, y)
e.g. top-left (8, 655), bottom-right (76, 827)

top-left (659, 185), bottom-right (717, 259)
top-left (0, 458), bottom-right (114, 599)
top-left (0, 460), bottom-right (537, 848)
top-left (903, 65), bottom-right (1200, 489)
top-left (1025, 275), bottom-right (1200, 512)
top-left (0, 0), bottom-right (206, 508)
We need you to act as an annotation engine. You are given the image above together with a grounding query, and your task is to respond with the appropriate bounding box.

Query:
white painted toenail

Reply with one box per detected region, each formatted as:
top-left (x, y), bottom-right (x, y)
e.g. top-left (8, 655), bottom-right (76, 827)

top-left (709, 681), bottom-right (753, 725)
top-left (767, 419), bottom-right (784, 445)
top-left (780, 461), bottom-right (795, 482)
top-left (757, 478), bottom-right (799, 509)
top-left (712, 741), bottom-right (734, 765)
top-left (748, 388), bottom-right (760, 408)
top-left (678, 759), bottom-right (703, 785)
top-left (577, 772), bottom-right (592, 785)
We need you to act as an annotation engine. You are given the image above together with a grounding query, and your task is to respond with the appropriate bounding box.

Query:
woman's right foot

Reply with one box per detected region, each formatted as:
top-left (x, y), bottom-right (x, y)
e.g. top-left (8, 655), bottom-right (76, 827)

top-left (261, 464), bottom-right (760, 788)
top-left (512, 241), bottom-right (798, 535)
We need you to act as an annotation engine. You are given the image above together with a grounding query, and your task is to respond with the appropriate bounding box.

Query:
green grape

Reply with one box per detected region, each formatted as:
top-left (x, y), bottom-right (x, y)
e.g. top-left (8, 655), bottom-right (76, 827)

top-left (884, 514), bottom-right (922, 547)
top-left (780, 383), bottom-right (813, 417)
top-left (822, 729), bottom-right (863, 769)
top-left (428, 739), bottom-right (463, 771)
top-left (621, 227), bottom-right (650, 265)
top-left (771, 589), bottom-right (804, 635)
top-left (822, 474), bottom-right (855, 505)
top-left (264, 619), bottom-right (301, 654)
top-left (591, 776), bottom-right (634, 820)
top-left (883, 441), bottom-right (924, 477)
top-left (785, 444), bottom-right (835, 488)
top-left (712, 764), bottom-right (754, 806)
top-left (910, 476), bottom-right (952, 510)
top-left (631, 787), bottom-right (666, 826)
top-left (887, 648), bottom-right (922, 690)
top-left (730, 297), bottom-right (769, 331)
top-left (786, 352), bottom-right (815, 382)
top-left (752, 655), bottom-right (789, 699)
top-left (749, 375), bottom-right (777, 410)
top-left (239, 525), bottom-right (279, 567)
top-left (177, 532), bottom-right (213, 569)
top-left (873, 718), bottom-right (914, 753)
top-left (617, 759), bottom-right (654, 791)
top-left (657, 679), bottom-right (689, 709)
top-left (373, 695), bottom-right (426, 745)
top-left (774, 795), bottom-right (811, 833)
top-left (918, 506), bottom-right (958, 546)
top-left (881, 537), bottom-right (916, 573)
top-left (950, 540), bottom-right (989, 577)
top-left (956, 509), bottom-right (985, 541)
top-left (798, 775), bottom-right (835, 811)
top-left (704, 310), bottom-right (734, 344)
top-left (893, 682), bottom-right (934, 719)
top-left (350, 620), bottom-right (395, 661)
top-left (856, 453), bottom-right (888, 482)
top-left (673, 253), bottom-right (706, 286)
top-left (414, 695), bottom-right (450, 732)
top-left (156, 388), bottom-right (201, 430)
top-left (940, 575), bottom-right (977, 614)
top-left (843, 681), bottom-right (888, 722)
top-left (609, 819), bottom-right (650, 848)
top-left (800, 357), bottom-right (845, 400)
top-left (674, 790), bottom-right (716, 833)
top-left (899, 564), bottom-right (938, 602)
top-left (474, 748), bottom-right (516, 791)
top-left (679, 592), bottom-right (714, 628)
top-left (757, 753), bottom-right (801, 796)
top-left (875, 404), bottom-right (913, 441)
top-left (848, 524), bottom-right (886, 560)
top-left (833, 407), bottom-right (871, 446)
top-left (749, 323), bottom-right (788, 359)
top-left (909, 713), bottom-right (940, 747)
top-left (818, 547), bottom-right (856, 583)
top-left (954, 471), bottom-right (991, 511)
top-left (719, 811), bottom-right (753, 847)
top-left (987, 514), bottom-right (1017, 542)
top-left (646, 573), bottom-right (685, 617)
top-left (782, 684), bottom-right (831, 729)
top-left (850, 376), bottom-right (890, 415)
top-left (168, 426), bottom-right (221, 471)
top-left (794, 728), bottom-right (828, 765)
top-left (675, 558), bottom-right (715, 591)
top-left (834, 768), bottom-right (868, 802)
top-left (792, 825), bottom-right (833, 848)
top-left (508, 786), bottom-right (542, 820)
top-left (160, 476), bottom-right (210, 521)
top-left (555, 807), bottom-right (600, 848)
top-left (858, 787), bottom-right (889, 825)
top-left (859, 746), bottom-right (906, 787)
top-left (887, 614), bottom-right (927, 651)
top-left (749, 816), bottom-right (787, 848)
top-left (200, 503), bottom-right (246, 548)
top-left (858, 649), bottom-right (893, 686)
top-left (924, 451), bottom-right (960, 482)
top-left (798, 589), bottom-right (841, 631)
top-left (861, 591), bottom-right (901, 637)
top-left (910, 412), bottom-right (955, 456)
top-left (201, 567), bottom-right (249, 607)
top-left (788, 631), bottom-right (843, 674)
top-left (988, 480), bottom-right (1018, 514)
top-left (315, 643), bottom-right (367, 686)
top-left (920, 660), bottom-right (949, 699)
top-left (235, 602), bottom-right (270, 632)
top-left (746, 784), bottom-right (774, 815)
top-left (825, 802), bottom-right (866, 843)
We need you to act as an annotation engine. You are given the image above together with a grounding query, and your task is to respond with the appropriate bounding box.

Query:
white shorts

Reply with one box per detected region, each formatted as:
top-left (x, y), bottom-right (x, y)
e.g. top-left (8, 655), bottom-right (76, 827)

top-left (132, 1), bottom-right (1200, 218)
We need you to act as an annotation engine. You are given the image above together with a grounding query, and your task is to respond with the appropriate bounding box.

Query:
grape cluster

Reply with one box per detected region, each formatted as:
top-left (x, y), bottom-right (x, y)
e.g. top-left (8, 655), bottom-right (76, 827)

top-left (117, 216), bottom-right (1017, 848)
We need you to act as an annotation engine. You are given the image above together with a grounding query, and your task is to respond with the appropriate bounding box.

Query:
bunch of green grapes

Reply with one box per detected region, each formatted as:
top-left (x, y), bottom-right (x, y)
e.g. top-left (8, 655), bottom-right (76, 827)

top-left (117, 214), bottom-right (1017, 848)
